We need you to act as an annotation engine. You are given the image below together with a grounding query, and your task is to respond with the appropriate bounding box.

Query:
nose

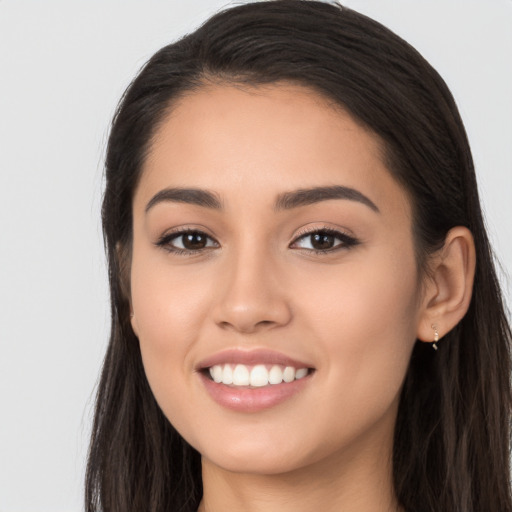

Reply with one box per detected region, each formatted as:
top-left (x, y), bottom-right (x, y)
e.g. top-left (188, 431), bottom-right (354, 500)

top-left (211, 248), bottom-right (292, 334)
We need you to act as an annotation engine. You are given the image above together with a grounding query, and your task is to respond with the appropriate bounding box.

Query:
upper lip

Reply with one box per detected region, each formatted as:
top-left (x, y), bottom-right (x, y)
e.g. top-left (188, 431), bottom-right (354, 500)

top-left (196, 348), bottom-right (313, 370)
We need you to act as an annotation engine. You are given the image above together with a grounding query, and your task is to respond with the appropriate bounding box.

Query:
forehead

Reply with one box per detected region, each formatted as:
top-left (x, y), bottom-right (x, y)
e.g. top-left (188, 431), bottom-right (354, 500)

top-left (137, 82), bottom-right (410, 219)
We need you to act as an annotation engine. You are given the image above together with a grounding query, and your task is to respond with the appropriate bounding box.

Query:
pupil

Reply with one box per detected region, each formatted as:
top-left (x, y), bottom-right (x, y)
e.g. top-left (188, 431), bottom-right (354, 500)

top-left (312, 233), bottom-right (334, 250)
top-left (183, 232), bottom-right (206, 250)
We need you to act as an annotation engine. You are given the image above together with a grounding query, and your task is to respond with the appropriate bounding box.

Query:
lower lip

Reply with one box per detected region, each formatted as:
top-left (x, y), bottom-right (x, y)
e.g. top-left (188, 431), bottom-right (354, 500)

top-left (199, 372), bottom-right (312, 413)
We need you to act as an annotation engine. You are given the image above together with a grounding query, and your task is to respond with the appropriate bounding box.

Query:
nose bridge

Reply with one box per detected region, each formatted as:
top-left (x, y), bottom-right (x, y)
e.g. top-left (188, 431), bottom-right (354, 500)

top-left (213, 234), bottom-right (291, 333)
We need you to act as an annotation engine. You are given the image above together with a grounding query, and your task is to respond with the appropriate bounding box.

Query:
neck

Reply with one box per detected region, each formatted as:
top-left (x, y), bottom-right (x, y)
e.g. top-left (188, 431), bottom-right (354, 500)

top-left (198, 432), bottom-right (402, 512)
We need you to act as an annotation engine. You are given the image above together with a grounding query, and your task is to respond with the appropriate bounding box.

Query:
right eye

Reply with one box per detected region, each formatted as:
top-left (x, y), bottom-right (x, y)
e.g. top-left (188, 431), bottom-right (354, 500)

top-left (156, 230), bottom-right (219, 254)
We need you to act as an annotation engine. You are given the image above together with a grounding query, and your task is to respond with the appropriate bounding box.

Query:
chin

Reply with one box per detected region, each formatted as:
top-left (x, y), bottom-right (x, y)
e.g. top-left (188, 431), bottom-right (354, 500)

top-left (204, 448), bottom-right (308, 476)
top-left (193, 427), bottom-right (330, 477)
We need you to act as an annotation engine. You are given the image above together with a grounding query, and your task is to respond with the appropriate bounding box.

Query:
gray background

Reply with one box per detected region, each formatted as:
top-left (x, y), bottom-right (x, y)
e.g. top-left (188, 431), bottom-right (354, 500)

top-left (0, 1), bottom-right (510, 510)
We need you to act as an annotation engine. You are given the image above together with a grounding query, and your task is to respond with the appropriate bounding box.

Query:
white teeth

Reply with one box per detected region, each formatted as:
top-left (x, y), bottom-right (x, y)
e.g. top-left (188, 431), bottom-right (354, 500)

top-left (211, 365), bottom-right (223, 383)
top-left (233, 364), bottom-right (250, 386)
top-left (295, 367), bottom-right (308, 379)
top-left (268, 365), bottom-right (284, 385)
top-left (283, 366), bottom-right (295, 383)
top-left (208, 363), bottom-right (310, 387)
top-left (222, 364), bottom-right (233, 385)
top-left (250, 365), bottom-right (269, 387)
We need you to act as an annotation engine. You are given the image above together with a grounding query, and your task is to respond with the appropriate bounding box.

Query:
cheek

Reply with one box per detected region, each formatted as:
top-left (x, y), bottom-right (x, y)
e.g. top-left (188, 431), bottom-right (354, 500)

top-left (129, 249), bottom-right (216, 417)
top-left (310, 240), bottom-right (418, 332)
top-left (129, 273), bottom-right (211, 448)
top-left (275, 252), bottom-right (420, 459)
top-left (131, 254), bottom-right (212, 351)
top-left (298, 248), bottom-right (420, 397)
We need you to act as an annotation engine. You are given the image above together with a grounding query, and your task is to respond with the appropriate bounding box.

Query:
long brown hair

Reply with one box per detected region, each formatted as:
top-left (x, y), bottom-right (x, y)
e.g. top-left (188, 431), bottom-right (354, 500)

top-left (86, 2), bottom-right (512, 511)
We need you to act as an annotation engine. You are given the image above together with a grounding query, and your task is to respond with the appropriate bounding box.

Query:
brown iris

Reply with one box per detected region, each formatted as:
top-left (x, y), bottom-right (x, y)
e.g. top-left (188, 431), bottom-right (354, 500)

top-left (310, 232), bottom-right (336, 250)
top-left (181, 232), bottom-right (208, 250)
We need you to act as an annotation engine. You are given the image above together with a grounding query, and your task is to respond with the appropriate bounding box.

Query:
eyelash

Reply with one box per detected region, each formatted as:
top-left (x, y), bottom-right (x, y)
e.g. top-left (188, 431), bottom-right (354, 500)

top-left (155, 226), bottom-right (359, 256)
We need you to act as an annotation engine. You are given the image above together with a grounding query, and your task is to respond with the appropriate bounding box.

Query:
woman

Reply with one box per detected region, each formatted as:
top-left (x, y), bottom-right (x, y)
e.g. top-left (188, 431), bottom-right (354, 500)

top-left (86, 1), bottom-right (512, 511)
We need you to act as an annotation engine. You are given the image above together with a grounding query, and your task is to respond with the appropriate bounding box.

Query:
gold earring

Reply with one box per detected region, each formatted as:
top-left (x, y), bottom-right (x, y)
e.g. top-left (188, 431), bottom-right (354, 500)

top-left (431, 324), bottom-right (439, 350)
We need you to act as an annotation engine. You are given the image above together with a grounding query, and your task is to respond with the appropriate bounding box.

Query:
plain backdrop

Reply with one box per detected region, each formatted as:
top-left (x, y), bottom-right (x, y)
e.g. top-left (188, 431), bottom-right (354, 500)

top-left (0, 1), bottom-right (510, 510)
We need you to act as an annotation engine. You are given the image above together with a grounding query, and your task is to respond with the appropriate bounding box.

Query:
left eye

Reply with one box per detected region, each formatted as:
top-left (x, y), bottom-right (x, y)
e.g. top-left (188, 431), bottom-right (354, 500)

top-left (157, 230), bottom-right (219, 252)
top-left (291, 230), bottom-right (358, 252)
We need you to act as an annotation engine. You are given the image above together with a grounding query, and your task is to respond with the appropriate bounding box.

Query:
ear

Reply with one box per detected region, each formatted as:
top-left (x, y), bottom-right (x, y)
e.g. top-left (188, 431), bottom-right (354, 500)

top-left (130, 312), bottom-right (139, 338)
top-left (417, 226), bottom-right (476, 344)
top-left (116, 241), bottom-right (138, 336)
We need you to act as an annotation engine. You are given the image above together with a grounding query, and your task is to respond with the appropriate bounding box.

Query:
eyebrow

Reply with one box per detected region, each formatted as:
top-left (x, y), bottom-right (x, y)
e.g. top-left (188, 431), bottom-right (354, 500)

top-left (274, 185), bottom-right (379, 213)
top-left (145, 185), bottom-right (379, 213)
top-left (145, 187), bottom-right (223, 213)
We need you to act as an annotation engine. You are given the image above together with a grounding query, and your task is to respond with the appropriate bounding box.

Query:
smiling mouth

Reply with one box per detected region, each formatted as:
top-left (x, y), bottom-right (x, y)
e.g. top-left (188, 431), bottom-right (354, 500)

top-left (205, 363), bottom-right (313, 388)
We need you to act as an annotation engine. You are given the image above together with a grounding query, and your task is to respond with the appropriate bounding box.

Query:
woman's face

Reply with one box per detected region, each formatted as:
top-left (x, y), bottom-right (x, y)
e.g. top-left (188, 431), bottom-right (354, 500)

top-left (130, 83), bottom-right (424, 475)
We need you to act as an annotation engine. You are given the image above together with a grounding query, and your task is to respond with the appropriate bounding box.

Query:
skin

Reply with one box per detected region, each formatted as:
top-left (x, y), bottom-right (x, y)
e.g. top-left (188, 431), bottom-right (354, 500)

top-left (129, 83), bottom-right (475, 512)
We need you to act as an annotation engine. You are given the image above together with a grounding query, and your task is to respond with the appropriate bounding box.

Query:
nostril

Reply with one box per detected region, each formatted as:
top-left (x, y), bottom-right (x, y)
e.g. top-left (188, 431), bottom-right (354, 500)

top-left (216, 319), bottom-right (276, 333)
